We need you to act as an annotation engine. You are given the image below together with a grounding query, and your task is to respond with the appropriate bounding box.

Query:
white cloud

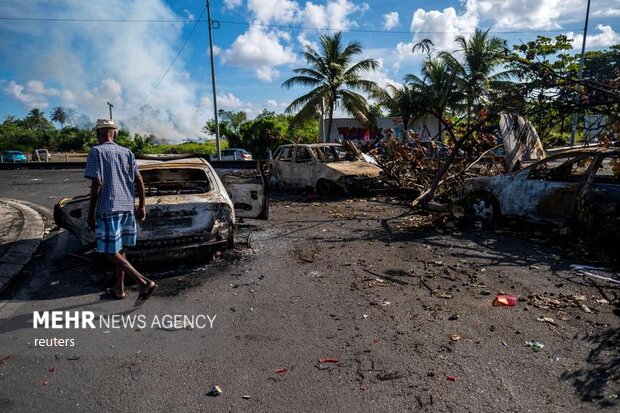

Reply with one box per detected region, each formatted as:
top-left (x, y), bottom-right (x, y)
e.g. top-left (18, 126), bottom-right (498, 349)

top-left (410, 7), bottom-right (479, 51)
top-left (383, 12), bottom-right (399, 30)
top-left (220, 24), bottom-right (298, 81)
top-left (247, 0), bottom-right (299, 24)
top-left (593, 7), bottom-right (620, 17)
top-left (267, 99), bottom-right (278, 108)
top-left (1, 80), bottom-right (50, 108)
top-left (566, 24), bottom-right (620, 49)
top-left (465, 0), bottom-right (583, 29)
top-left (223, 0), bottom-right (244, 10)
top-left (0, 0), bottom-right (214, 140)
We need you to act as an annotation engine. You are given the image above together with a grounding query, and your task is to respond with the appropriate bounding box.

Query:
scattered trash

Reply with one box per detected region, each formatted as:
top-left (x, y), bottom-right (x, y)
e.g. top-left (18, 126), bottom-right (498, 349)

top-left (493, 294), bottom-right (517, 307)
top-left (363, 314), bottom-right (368, 319)
top-left (526, 341), bottom-right (545, 352)
top-left (536, 316), bottom-right (557, 326)
top-left (447, 375), bottom-right (456, 381)
top-left (48, 367), bottom-right (55, 373)
top-left (316, 364), bottom-right (330, 370)
top-left (0, 356), bottom-right (9, 365)
top-left (433, 292), bottom-right (454, 299)
top-left (450, 334), bottom-right (461, 342)
top-left (596, 298), bottom-right (609, 305)
top-left (319, 358), bottom-right (339, 364)
top-left (379, 300), bottom-right (391, 306)
top-left (448, 314), bottom-right (459, 321)
top-left (242, 395), bottom-right (251, 400)
top-left (206, 386), bottom-right (222, 397)
top-left (274, 368), bottom-right (288, 375)
top-left (50, 281), bottom-right (60, 286)
top-left (501, 340), bottom-right (508, 346)
top-left (66, 356), bottom-right (80, 361)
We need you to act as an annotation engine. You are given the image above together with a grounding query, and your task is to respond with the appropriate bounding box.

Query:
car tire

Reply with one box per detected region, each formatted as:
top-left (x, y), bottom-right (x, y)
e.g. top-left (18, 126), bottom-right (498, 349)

top-left (467, 192), bottom-right (501, 224)
top-left (316, 179), bottom-right (339, 196)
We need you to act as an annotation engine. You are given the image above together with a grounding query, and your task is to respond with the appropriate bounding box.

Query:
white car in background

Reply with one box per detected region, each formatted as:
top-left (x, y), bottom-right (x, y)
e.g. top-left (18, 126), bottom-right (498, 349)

top-left (218, 148), bottom-right (253, 161)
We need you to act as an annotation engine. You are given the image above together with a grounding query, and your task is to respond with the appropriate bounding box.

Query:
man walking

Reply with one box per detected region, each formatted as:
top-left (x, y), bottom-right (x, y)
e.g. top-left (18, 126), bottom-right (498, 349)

top-left (85, 119), bottom-right (157, 300)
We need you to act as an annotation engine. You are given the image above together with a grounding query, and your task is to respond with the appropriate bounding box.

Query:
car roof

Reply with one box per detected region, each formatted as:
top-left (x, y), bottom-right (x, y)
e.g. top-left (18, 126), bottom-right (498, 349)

top-left (136, 157), bottom-right (211, 169)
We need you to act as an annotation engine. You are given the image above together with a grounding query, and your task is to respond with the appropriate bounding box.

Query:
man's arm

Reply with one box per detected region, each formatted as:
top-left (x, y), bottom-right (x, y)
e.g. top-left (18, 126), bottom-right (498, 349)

top-left (135, 172), bottom-right (147, 221)
top-left (87, 178), bottom-right (101, 230)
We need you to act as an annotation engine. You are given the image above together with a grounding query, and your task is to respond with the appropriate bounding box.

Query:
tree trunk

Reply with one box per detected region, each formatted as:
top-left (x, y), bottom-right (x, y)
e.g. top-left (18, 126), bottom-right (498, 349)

top-left (326, 98), bottom-right (335, 143)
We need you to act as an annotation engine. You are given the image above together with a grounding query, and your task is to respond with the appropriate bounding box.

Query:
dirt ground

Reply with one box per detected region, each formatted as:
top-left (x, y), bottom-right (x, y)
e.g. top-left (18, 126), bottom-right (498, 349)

top-left (1, 193), bottom-right (618, 412)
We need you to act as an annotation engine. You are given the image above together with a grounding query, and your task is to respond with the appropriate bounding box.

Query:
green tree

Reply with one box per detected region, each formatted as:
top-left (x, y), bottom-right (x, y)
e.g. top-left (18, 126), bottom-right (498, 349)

top-left (23, 108), bottom-right (53, 131)
top-left (405, 58), bottom-right (463, 139)
top-left (375, 83), bottom-right (421, 131)
top-left (51, 106), bottom-right (67, 129)
top-left (439, 28), bottom-right (510, 121)
top-left (282, 32), bottom-right (379, 139)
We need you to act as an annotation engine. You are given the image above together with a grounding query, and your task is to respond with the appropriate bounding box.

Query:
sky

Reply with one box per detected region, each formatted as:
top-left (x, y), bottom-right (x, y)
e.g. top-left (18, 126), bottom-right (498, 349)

top-left (0, 0), bottom-right (618, 141)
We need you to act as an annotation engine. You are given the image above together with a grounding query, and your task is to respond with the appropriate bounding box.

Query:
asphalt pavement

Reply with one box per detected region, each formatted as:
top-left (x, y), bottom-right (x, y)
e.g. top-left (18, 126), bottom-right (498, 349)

top-left (0, 169), bottom-right (618, 412)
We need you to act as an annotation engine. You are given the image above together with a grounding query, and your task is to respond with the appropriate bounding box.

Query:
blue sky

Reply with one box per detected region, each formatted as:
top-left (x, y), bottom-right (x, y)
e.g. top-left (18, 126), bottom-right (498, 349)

top-left (0, 0), bottom-right (618, 140)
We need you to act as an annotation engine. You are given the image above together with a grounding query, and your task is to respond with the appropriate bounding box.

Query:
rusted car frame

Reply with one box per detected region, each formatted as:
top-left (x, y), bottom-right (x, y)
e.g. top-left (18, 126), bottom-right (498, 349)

top-left (461, 148), bottom-right (620, 239)
top-left (54, 157), bottom-right (268, 263)
top-left (270, 143), bottom-right (382, 195)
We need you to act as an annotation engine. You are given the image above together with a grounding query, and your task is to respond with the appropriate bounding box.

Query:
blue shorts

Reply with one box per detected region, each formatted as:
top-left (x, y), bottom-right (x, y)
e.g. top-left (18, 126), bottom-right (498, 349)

top-left (96, 211), bottom-right (137, 254)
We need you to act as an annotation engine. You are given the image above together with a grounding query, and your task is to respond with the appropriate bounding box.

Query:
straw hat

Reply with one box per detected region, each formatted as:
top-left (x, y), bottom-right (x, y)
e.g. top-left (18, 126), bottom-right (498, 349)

top-left (92, 118), bottom-right (118, 130)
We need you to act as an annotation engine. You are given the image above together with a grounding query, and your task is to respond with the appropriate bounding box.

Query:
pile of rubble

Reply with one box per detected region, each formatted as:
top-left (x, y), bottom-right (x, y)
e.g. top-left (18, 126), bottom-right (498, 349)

top-left (374, 135), bottom-right (506, 202)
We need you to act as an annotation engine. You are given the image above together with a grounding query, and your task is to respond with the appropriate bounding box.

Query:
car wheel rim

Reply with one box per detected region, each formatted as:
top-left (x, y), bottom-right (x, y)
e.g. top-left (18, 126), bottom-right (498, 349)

top-left (472, 199), bottom-right (494, 220)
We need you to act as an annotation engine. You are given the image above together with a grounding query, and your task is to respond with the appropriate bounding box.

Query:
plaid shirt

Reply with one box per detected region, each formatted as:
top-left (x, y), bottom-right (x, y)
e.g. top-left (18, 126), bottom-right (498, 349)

top-left (85, 142), bottom-right (138, 214)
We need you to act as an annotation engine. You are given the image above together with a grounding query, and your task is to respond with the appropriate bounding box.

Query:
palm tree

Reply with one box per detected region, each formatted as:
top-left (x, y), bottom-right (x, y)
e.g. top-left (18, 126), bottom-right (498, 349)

top-left (376, 83), bottom-right (422, 131)
top-left (405, 58), bottom-right (463, 139)
top-left (51, 106), bottom-right (67, 129)
top-left (439, 28), bottom-right (509, 121)
top-left (24, 108), bottom-right (48, 130)
top-left (282, 32), bottom-right (379, 140)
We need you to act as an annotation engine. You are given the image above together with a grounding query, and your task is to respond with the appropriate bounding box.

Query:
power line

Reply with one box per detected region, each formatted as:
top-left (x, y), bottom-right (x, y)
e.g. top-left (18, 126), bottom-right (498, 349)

top-left (0, 15), bottom-right (584, 35)
top-left (132, 6), bottom-right (206, 110)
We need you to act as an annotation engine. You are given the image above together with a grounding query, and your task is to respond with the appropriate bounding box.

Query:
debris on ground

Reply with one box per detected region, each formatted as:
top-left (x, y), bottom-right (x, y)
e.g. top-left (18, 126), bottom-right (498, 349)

top-left (526, 341), bottom-right (545, 352)
top-left (493, 294), bottom-right (517, 307)
top-left (206, 386), bottom-right (222, 397)
top-left (273, 368), bottom-right (288, 375)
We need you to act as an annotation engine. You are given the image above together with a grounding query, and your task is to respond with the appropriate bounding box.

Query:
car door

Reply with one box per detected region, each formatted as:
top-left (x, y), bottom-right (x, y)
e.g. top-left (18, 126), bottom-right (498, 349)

top-left (290, 146), bottom-right (316, 189)
top-left (503, 154), bottom-right (597, 223)
top-left (271, 146), bottom-right (295, 189)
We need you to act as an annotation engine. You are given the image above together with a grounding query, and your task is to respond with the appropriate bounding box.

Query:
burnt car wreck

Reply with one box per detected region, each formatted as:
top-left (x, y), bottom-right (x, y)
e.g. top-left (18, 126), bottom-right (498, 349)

top-left (54, 157), bottom-right (268, 263)
top-left (461, 148), bottom-right (620, 241)
top-left (269, 143), bottom-right (382, 195)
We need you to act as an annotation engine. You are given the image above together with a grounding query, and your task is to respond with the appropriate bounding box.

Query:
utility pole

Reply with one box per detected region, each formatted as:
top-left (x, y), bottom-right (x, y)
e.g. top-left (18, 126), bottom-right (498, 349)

top-left (107, 101), bottom-right (114, 120)
top-left (570, 0), bottom-right (591, 147)
top-left (206, 0), bottom-right (221, 160)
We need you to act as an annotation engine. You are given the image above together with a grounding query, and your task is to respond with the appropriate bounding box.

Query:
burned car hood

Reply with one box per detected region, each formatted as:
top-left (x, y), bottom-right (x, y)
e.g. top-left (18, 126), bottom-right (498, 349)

top-left (323, 161), bottom-right (382, 178)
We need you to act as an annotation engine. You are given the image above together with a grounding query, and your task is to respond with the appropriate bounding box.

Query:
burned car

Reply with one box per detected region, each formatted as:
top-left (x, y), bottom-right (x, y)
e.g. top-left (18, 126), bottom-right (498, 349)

top-left (270, 143), bottom-right (382, 194)
top-left (461, 148), bottom-right (620, 239)
top-left (54, 157), bottom-right (268, 263)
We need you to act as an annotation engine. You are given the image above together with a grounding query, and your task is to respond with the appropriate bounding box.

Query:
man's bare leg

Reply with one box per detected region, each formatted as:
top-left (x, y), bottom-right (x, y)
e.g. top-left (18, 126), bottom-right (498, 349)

top-left (105, 253), bottom-right (156, 294)
top-left (109, 251), bottom-right (127, 298)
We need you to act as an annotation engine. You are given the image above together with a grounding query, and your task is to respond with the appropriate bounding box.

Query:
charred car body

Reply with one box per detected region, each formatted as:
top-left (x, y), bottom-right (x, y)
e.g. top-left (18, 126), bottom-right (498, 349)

top-left (270, 143), bottom-right (382, 195)
top-left (54, 157), bottom-right (268, 263)
top-left (462, 148), bottom-right (620, 240)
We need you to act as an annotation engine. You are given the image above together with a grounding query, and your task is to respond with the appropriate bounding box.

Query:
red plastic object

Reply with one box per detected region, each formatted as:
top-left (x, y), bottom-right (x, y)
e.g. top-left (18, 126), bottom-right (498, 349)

top-left (274, 368), bottom-right (288, 375)
top-left (447, 375), bottom-right (456, 381)
top-left (318, 358), bottom-right (339, 363)
top-left (493, 294), bottom-right (517, 307)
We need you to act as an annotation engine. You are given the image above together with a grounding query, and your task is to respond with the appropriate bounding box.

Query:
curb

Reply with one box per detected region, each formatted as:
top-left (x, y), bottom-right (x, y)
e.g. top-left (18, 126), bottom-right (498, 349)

top-left (0, 199), bottom-right (45, 294)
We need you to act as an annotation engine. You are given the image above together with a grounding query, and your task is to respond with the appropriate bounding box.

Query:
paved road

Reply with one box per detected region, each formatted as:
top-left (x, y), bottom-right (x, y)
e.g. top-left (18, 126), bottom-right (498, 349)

top-left (0, 171), bottom-right (617, 412)
top-left (0, 169), bottom-right (89, 210)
